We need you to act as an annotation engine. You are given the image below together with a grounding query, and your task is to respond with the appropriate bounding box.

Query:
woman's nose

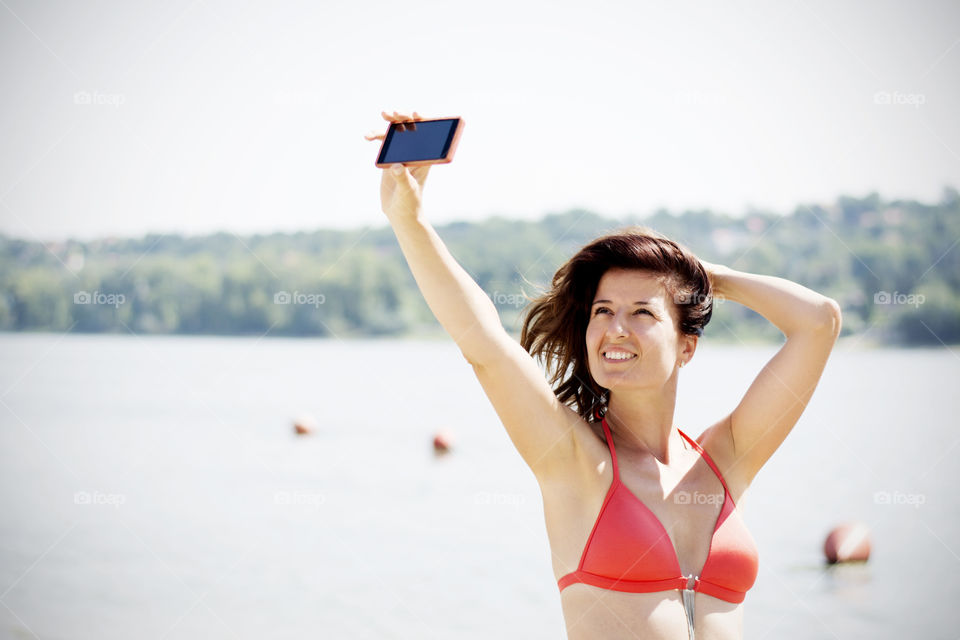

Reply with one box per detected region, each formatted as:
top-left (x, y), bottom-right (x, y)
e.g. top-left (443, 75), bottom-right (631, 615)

top-left (606, 313), bottom-right (628, 337)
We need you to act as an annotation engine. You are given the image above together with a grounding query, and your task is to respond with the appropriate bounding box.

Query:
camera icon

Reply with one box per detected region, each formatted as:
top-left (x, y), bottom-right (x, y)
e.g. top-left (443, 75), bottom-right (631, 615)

top-left (873, 91), bottom-right (892, 105)
top-left (874, 291), bottom-right (891, 305)
top-left (274, 291), bottom-right (291, 305)
top-left (74, 90), bottom-right (92, 105)
top-left (675, 490), bottom-right (691, 505)
top-left (74, 291), bottom-right (92, 304)
top-left (74, 491), bottom-right (92, 505)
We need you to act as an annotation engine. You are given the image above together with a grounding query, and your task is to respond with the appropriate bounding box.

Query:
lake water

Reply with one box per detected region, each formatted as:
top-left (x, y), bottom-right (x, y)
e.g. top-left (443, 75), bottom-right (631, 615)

top-left (1, 333), bottom-right (958, 639)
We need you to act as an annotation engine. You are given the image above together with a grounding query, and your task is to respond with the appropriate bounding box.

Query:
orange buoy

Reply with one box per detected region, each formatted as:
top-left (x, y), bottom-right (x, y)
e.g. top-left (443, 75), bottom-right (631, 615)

top-left (432, 430), bottom-right (453, 454)
top-left (293, 413), bottom-right (317, 436)
top-left (823, 522), bottom-right (871, 564)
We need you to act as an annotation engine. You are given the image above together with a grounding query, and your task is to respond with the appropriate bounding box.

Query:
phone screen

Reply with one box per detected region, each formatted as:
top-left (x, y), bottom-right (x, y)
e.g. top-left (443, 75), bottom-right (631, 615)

top-left (377, 118), bottom-right (461, 164)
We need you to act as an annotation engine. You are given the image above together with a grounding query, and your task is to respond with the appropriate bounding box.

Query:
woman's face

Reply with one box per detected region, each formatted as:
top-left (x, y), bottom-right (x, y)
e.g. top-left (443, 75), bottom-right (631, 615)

top-left (585, 268), bottom-right (688, 393)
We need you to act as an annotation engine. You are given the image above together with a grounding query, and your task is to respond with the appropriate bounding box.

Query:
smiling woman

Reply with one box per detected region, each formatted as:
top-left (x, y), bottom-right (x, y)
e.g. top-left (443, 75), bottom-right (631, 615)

top-left (520, 233), bottom-right (761, 640)
top-left (521, 230), bottom-right (714, 423)
top-left (367, 110), bottom-right (842, 640)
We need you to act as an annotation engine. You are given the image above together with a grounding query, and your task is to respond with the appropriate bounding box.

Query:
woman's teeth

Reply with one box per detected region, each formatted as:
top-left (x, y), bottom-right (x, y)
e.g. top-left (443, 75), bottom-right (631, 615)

top-left (604, 351), bottom-right (636, 361)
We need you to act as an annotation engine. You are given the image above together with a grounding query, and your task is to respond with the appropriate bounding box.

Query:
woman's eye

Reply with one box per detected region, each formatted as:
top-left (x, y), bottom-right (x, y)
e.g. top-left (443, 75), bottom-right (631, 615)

top-left (593, 307), bottom-right (651, 317)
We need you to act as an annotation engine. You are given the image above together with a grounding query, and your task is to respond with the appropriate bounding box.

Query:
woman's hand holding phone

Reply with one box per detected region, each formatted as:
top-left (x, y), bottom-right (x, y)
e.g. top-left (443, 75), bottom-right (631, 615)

top-left (363, 110), bottom-right (501, 374)
top-left (364, 111), bottom-right (431, 222)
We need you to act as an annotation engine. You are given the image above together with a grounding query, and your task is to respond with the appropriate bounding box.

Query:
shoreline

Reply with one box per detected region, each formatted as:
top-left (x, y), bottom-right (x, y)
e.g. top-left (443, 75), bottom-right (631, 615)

top-left (0, 329), bottom-right (956, 350)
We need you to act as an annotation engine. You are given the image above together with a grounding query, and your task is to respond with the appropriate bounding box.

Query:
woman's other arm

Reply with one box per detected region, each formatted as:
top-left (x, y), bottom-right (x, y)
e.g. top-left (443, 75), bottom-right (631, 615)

top-left (700, 261), bottom-right (842, 485)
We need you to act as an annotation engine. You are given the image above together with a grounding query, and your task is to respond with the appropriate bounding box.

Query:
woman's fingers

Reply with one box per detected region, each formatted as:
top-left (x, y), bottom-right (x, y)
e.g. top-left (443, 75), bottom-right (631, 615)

top-left (366, 109), bottom-right (424, 141)
top-left (382, 110), bottom-right (424, 132)
top-left (381, 110), bottom-right (423, 121)
top-left (381, 111), bottom-right (404, 132)
top-left (410, 164), bottom-right (430, 185)
top-left (373, 110), bottom-right (424, 135)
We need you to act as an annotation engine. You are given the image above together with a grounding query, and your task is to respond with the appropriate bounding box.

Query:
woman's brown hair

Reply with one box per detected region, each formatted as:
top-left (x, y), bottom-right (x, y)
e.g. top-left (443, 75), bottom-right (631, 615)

top-left (519, 226), bottom-right (713, 421)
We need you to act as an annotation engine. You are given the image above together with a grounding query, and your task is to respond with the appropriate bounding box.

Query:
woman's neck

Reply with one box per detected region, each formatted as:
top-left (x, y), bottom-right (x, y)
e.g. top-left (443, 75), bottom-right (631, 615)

top-left (605, 384), bottom-right (683, 463)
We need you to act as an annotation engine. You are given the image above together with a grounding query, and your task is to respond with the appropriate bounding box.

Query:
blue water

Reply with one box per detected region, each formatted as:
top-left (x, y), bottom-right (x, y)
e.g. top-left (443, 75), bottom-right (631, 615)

top-left (0, 333), bottom-right (958, 639)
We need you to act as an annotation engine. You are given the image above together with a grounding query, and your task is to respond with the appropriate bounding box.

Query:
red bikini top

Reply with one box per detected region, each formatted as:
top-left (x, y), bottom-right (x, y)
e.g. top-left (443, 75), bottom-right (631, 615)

top-left (557, 418), bottom-right (759, 603)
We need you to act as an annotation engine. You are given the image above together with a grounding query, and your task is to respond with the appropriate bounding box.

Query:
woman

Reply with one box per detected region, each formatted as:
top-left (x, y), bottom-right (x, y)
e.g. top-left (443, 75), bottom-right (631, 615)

top-left (366, 111), bottom-right (842, 640)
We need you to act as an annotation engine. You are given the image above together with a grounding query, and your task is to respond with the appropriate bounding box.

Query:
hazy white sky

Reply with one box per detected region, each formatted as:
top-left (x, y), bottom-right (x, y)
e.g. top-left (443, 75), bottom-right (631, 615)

top-left (1, 0), bottom-right (958, 241)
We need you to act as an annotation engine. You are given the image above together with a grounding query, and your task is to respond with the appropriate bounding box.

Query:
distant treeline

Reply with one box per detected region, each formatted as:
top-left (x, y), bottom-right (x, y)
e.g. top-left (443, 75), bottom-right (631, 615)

top-left (2, 188), bottom-right (959, 345)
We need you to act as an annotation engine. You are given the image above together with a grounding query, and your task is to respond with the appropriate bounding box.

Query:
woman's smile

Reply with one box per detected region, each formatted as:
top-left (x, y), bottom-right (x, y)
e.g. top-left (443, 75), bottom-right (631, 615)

top-left (603, 348), bottom-right (637, 362)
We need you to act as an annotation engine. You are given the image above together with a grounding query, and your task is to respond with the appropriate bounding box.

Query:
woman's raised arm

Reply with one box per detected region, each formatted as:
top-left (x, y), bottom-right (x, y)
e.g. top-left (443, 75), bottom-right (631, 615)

top-left (365, 111), bottom-right (507, 364)
top-left (365, 111), bottom-right (583, 479)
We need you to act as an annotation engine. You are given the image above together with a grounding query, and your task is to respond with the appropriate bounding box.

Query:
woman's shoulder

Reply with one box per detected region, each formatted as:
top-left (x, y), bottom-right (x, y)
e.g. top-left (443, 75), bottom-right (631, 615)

top-left (687, 415), bottom-right (754, 505)
top-left (538, 415), bottom-right (614, 490)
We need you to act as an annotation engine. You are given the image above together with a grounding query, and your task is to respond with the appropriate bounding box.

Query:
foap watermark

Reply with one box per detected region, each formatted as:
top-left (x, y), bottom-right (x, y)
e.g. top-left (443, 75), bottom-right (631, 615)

top-left (674, 490), bottom-right (724, 506)
top-left (874, 291), bottom-right (925, 308)
top-left (474, 491), bottom-right (526, 508)
top-left (489, 291), bottom-right (528, 308)
top-left (274, 290), bottom-right (325, 308)
top-left (74, 290), bottom-right (125, 308)
top-left (74, 90), bottom-right (125, 108)
top-left (74, 490), bottom-right (126, 509)
top-left (274, 489), bottom-right (325, 507)
top-left (674, 292), bottom-right (724, 306)
top-left (874, 490), bottom-right (925, 509)
top-left (873, 91), bottom-right (925, 108)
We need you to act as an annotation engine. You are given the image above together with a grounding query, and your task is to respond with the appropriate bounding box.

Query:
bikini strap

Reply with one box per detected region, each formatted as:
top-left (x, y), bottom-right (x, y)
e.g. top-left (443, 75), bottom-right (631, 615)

top-left (678, 429), bottom-right (731, 496)
top-left (600, 417), bottom-right (619, 477)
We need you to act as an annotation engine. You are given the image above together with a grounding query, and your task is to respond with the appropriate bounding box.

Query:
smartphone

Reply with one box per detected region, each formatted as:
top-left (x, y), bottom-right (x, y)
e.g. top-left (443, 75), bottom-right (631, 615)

top-left (375, 117), bottom-right (465, 168)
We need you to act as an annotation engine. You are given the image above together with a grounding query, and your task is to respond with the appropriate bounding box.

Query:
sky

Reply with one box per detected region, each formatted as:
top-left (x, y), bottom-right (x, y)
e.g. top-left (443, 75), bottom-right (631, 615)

top-left (0, 0), bottom-right (958, 242)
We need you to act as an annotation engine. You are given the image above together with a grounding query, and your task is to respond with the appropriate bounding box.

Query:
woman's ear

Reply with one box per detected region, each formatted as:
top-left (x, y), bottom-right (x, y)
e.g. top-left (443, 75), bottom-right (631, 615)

top-left (680, 333), bottom-right (698, 366)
